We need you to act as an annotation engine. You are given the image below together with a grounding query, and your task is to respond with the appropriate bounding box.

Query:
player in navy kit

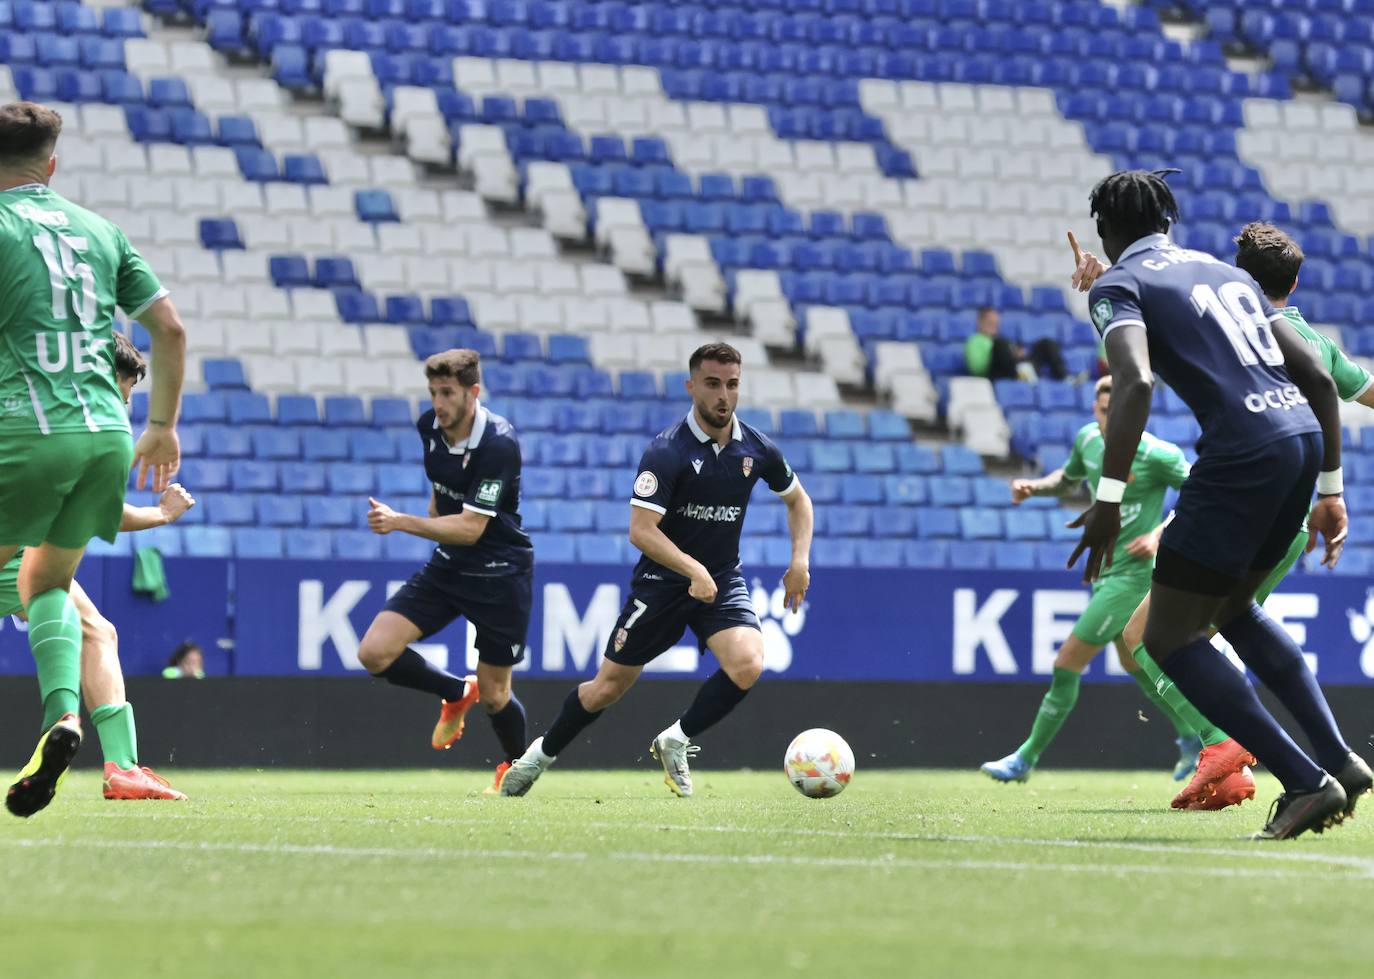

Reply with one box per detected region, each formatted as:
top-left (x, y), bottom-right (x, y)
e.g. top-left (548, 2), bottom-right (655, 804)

top-left (501, 342), bottom-right (814, 797)
top-left (358, 349), bottom-right (534, 793)
top-left (1072, 171), bottom-right (1371, 839)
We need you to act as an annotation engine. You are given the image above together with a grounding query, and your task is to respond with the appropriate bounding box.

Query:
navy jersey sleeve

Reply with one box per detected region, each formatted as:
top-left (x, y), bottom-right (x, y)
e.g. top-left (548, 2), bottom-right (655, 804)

top-left (463, 436), bottom-right (520, 517)
top-left (630, 440), bottom-right (681, 515)
top-left (1088, 270), bottom-right (1145, 339)
top-left (760, 438), bottom-right (799, 496)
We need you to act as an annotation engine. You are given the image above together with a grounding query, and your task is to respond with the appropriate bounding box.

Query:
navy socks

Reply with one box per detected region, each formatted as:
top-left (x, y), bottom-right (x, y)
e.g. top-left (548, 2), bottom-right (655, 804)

top-left (374, 648), bottom-right (468, 702)
top-left (680, 669), bottom-right (750, 739)
top-left (1219, 604), bottom-right (1351, 772)
top-left (542, 688), bottom-right (604, 757)
top-left (1157, 636), bottom-right (1325, 793)
top-left (487, 696), bottom-right (528, 762)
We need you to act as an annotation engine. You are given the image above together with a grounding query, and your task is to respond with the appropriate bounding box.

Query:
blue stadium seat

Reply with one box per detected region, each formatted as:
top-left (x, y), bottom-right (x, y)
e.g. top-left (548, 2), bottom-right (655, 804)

top-left (137, 525), bottom-right (183, 557)
top-left (916, 508), bottom-right (959, 539)
top-left (306, 496), bottom-right (357, 529)
top-left (813, 538), bottom-right (858, 567)
top-left (257, 495), bottom-right (305, 527)
top-left (252, 429), bottom-right (302, 460)
top-left (993, 543), bottom-right (1038, 571)
top-left (326, 463), bottom-right (375, 495)
top-left (857, 540), bottom-right (904, 568)
top-left (811, 443), bottom-right (853, 473)
top-left (960, 509), bottom-right (1004, 540)
top-left (1047, 510), bottom-right (1083, 542)
top-left (232, 461), bottom-right (278, 493)
top-left (903, 540), bottom-right (948, 569)
top-left (948, 541), bottom-right (995, 570)
top-left (972, 477), bottom-right (1012, 508)
top-left (284, 529), bottom-right (333, 559)
top-left (1005, 510), bottom-right (1048, 541)
top-left (201, 424), bottom-right (253, 458)
top-left (331, 529), bottom-right (382, 560)
top-left (233, 528), bottom-right (284, 558)
top-left (181, 392), bottom-right (228, 424)
top-left (226, 391), bottom-right (272, 424)
top-left (897, 444), bottom-right (941, 474)
top-left (183, 526), bottom-right (232, 558)
top-left (941, 445), bottom-right (984, 475)
top-left (203, 359), bottom-right (248, 390)
top-left (928, 476), bottom-right (972, 507)
top-left (575, 534), bottom-right (624, 564)
top-left (841, 474), bottom-right (884, 505)
top-left (350, 430), bottom-right (396, 462)
top-left (270, 255), bottom-right (310, 287)
top-left (371, 398), bottom-right (413, 428)
top-left (383, 535), bottom-right (434, 562)
top-left (280, 462), bottom-right (327, 495)
top-left (198, 217), bottom-right (244, 251)
top-left (276, 395), bottom-right (321, 426)
top-left (355, 189), bottom-right (399, 222)
top-left (180, 459), bottom-right (230, 492)
top-left (323, 396), bottom-right (367, 426)
top-left (532, 533), bottom-right (576, 563)
top-left (203, 493), bottom-right (255, 526)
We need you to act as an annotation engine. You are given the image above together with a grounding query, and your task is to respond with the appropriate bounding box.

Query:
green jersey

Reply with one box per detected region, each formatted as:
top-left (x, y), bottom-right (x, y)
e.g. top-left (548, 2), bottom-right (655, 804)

top-left (0, 183), bottom-right (165, 437)
top-left (1280, 306), bottom-right (1373, 403)
top-left (1062, 423), bottom-right (1190, 578)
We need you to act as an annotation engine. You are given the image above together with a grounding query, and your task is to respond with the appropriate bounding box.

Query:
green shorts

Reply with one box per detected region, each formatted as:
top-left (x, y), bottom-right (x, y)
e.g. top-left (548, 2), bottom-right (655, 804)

top-left (0, 431), bottom-right (133, 549)
top-left (0, 550), bottom-right (19, 618)
top-left (1071, 572), bottom-right (1151, 648)
top-left (1256, 530), bottom-right (1308, 605)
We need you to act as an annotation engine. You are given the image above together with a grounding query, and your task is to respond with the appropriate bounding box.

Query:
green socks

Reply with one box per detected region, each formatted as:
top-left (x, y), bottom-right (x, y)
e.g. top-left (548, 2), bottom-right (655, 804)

top-left (1132, 644), bottom-right (1230, 747)
top-left (27, 587), bottom-right (82, 731)
top-left (91, 702), bottom-right (138, 770)
top-left (1017, 667), bottom-right (1081, 766)
top-left (1127, 667), bottom-right (1194, 739)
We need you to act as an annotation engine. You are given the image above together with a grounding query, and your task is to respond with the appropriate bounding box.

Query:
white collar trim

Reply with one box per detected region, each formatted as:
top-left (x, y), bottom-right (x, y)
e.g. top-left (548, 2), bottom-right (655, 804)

top-left (1118, 232), bottom-right (1173, 263)
top-left (686, 410), bottom-right (742, 445)
top-left (432, 400), bottom-right (487, 454)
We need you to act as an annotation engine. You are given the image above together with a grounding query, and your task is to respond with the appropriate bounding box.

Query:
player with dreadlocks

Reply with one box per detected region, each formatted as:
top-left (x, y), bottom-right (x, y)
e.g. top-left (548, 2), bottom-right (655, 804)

top-left (1068, 169), bottom-right (1371, 839)
top-left (1072, 219), bottom-right (1374, 813)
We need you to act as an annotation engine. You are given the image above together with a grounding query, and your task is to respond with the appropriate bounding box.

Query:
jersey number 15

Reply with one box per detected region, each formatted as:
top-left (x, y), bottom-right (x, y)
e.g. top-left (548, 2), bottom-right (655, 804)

top-left (1190, 281), bottom-right (1283, 367)
top-left (32, 229), bottom-right (97, 327)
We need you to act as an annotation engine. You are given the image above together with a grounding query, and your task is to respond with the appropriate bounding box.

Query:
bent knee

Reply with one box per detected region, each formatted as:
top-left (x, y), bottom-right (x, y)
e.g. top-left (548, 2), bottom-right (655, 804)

top-left (357, 641), bottom-right (394, 674)
top-left (726, 652), bottom-right (765, 689)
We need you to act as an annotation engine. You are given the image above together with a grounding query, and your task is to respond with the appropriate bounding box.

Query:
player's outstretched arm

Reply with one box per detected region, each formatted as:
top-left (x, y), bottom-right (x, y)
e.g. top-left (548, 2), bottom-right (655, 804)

top-left (1271, 317), bottom-right (1348, 567)
top-left (1068, 327), bottom-right (1153, 582)
top-left (119, 484), bottom-right (196, 532)
top-left (367, 496), bottom-right (491, 546)
top-left (781, 485), bottom-right (813, 613)
top-left (628, 506), bottom-right (717, 603)
top-left (133, 296), bottom-right (187, 492)
top-left (1011, 468), bottom-right (1079, 503)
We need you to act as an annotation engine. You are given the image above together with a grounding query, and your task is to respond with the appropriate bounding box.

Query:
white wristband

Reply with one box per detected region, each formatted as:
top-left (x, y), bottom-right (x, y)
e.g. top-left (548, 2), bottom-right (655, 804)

top-left (1317, 468), bottom-right (1343, 496)
top-left (1095, 477), bottom-right (1126, 504)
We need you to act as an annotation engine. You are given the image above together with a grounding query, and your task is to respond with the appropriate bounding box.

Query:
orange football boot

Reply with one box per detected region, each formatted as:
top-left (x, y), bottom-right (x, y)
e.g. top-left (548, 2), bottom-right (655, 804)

top-left (1186, 766), bottom-right (1256, 811)
top-left (431, 675), bottom-right (480, 750)
top-left (102, 764), bottom-right (188, 801)
top-left (1172, 738), bottom-right (1257, 809)
top-left (482, 761), bottom-right (512, 796)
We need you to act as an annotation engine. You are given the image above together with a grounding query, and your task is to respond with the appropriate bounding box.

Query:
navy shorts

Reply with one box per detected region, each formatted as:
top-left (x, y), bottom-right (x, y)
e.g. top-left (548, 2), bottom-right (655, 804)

top-left (604, 572), bottom-right (760, 667)
top-left (383, 563), bottom-right (531, 667)
top-left (1157, 431), bottom-right (1321, 593)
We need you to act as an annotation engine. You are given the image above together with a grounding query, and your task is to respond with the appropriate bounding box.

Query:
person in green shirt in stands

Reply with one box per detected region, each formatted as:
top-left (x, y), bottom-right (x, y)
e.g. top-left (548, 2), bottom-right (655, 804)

top-left (964, 306), bottom-right (1069, 381)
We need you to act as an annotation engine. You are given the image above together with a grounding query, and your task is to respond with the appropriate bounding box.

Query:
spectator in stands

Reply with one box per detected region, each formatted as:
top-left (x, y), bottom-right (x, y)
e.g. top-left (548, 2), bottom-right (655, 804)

top-left (162, 641), bottom-right (205, 679)
top-left (965, 307), bottom-right (1068, 382)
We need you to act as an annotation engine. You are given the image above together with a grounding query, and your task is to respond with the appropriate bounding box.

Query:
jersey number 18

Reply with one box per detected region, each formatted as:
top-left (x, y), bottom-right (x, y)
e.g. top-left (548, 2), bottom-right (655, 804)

top-left (1190, 282), bottom-right (1283, 367)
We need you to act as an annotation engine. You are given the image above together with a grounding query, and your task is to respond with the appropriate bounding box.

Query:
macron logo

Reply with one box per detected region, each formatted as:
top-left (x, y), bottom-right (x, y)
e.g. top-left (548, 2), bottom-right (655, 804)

top-left (692, 459), bottom-right (703, 474)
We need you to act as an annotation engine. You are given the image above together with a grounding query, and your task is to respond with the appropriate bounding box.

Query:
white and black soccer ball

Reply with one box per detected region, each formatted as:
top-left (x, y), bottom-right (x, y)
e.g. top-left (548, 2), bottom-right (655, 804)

top-left (784, 728), bottom-right (855, 799)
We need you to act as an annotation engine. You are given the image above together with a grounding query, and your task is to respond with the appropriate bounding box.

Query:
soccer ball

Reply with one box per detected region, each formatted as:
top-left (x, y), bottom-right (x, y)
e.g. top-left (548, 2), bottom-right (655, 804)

top-left (784, 728), bottom-right (854, 799)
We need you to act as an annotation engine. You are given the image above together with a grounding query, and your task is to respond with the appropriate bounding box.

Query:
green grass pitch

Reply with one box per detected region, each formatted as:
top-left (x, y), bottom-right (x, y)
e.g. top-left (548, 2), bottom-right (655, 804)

top-left (3, 768), bottom-right (1373, 978)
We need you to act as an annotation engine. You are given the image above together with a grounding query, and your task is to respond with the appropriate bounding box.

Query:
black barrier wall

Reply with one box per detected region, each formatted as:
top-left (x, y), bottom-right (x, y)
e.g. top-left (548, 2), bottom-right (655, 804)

top-left (2, 677), bottom-right (1371, 772)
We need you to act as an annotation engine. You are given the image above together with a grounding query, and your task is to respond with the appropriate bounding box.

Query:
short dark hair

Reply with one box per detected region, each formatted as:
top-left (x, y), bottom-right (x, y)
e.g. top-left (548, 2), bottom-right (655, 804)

top-left (168, 641), bottom-right (201, 668)
top-left (1094, 375), bottom-right (1112, 398)
top-left (424, 348), bottom-right (481, 387)
top-left (688, 342), bottom-right (742, 373)
top-left (1234, 221), bottom-right (1303, 301)
top-left (0, 102), bottom-right (62, 167)
top-left (1089, 169), bottom-right (1180, 245)
top-left (113, 331), bottom-right (146, 383)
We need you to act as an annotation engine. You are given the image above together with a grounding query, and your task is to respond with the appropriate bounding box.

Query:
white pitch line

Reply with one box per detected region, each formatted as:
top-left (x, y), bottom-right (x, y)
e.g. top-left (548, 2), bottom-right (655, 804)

top-left (77, 810), bottom-right (1374, 874)
top-left (0, 836), bottom-right (1351, 881)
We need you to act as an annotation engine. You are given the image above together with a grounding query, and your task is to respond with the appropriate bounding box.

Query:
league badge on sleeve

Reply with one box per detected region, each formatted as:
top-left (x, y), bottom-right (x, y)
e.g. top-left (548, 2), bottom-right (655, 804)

top-left (1091, 298), bottom-right (1113, 332)
top-left (742, 456), bottom-right (753, 478)
top-left (634, 471), bottom-right (659, 497)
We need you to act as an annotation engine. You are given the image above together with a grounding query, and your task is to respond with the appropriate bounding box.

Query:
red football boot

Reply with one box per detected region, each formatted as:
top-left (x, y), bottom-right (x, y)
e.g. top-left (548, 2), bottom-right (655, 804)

top-left (1172, 738), bottom-right (1257, 809)
top-left (102, 764), bottom-right (188, 801)
top-left (1186, 766), bottom-right (1256, 811)
top-left (482, 761), bottom-right (512, 796)
top-left (431, 675), bottom-right (480, 750)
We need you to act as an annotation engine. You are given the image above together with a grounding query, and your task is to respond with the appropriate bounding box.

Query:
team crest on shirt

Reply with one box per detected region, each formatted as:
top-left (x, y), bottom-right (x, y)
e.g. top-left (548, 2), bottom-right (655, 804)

top-left (742, 457), bottom-right (753, 477)
top-left (614, 627), bottom-right (628, 652)
top-left (1091, 298), bottom-right (1114, 331)
top-left (462, 454), bottom-right (471, 469)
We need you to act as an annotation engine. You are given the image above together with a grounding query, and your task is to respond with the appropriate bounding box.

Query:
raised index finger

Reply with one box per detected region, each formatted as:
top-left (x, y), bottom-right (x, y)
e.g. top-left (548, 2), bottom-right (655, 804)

top-left (1067, 230), bottom-right (1083, 265)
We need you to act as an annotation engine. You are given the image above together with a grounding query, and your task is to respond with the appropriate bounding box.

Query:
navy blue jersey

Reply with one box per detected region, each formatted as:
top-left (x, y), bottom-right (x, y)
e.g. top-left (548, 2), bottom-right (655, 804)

top-left (629, 411), bottom-right (799, 581)
top-left (417, 403), bottom-right (532, 577)
top-left (1089, 233), bottom-right (1321, 456)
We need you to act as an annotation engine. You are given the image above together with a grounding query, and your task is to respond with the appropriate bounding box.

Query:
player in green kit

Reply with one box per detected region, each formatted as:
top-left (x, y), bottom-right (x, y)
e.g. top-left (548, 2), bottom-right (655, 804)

top-left (1099, 222), bottom-right (1374, 809)
top-left (0, 103), bottom-right (186, 818)
top-left (981, 375), bottom-right (1210, 783)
